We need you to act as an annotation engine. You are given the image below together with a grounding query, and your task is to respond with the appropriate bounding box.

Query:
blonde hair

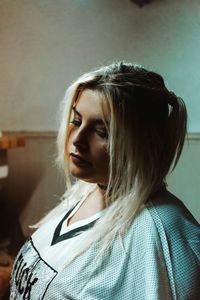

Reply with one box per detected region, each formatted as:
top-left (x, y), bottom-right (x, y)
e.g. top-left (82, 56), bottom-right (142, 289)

top-left (41, 62), bottom-right (187, 264)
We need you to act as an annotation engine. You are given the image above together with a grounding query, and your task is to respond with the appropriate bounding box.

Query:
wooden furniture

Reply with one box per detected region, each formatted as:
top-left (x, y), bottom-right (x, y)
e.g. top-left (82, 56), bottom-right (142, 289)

top-left (0, 134), bottom-right (26, 150)
top-left (0, 134), bottom-right (26, 181)
top-left (0, 134), bottom-right (26, 298)
top-left (0, 245), bottom-right (13, 299)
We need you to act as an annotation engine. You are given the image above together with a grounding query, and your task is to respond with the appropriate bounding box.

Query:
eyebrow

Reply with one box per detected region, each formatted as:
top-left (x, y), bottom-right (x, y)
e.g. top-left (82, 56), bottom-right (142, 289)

top-left (72, 106), bottom-right (109, 126)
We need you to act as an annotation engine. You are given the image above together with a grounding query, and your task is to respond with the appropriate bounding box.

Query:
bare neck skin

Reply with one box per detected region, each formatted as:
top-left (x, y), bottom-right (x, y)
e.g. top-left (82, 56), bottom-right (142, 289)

top-left (67, 185), bottom-right (106, 226)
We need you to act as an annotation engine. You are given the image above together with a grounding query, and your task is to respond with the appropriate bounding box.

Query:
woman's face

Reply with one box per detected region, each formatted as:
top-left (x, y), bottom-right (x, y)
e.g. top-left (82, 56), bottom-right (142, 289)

top-left (67, 89), bottom-right (110, 185)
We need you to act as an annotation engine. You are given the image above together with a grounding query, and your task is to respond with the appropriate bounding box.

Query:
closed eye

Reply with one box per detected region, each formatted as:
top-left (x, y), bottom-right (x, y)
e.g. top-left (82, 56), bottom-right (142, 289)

top-left (70, 119), bottom-right (81, 127)
top-left (95, 128), bottom-right (108, 138)
top-left (71, 107), bottom-right (82, 127)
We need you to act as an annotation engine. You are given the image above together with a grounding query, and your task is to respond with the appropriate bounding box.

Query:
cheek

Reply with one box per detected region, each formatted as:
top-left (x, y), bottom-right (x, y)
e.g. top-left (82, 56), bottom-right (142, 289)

top-left (98, 152), bottom-right (110, 181)
top-left (95, 146), bottom-right (110, 169)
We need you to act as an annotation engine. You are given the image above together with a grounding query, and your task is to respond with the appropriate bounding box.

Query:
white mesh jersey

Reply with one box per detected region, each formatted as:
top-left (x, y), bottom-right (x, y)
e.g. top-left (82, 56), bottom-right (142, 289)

top-left (10, 190), bottom-right (200, 300)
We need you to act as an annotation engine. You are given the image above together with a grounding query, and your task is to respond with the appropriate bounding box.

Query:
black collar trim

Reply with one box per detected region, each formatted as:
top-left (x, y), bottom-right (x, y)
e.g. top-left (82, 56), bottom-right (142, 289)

top-left (51, 207), bottom-right (98, 245)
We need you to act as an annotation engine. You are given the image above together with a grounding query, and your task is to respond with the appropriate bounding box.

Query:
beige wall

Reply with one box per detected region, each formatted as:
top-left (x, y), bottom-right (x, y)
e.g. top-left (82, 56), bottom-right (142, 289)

top-left (0, 0), bottom-right (200, 132)
top-left (1, 132), bottom-right (65, 238)
top-left (167, 134), bottom-right (200, 222)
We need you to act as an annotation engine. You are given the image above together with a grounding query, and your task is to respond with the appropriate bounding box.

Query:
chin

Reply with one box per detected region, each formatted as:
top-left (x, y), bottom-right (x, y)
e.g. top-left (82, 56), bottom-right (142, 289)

top-left (70, 170), bottom-right (92, 182)
top-left (70, 171), bottom-right (99, 184)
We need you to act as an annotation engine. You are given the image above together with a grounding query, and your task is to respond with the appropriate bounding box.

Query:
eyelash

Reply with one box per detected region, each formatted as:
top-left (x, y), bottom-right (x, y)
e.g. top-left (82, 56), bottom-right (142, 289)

top-left (96, 129), bottom-right (108, 138)
top-left (70, 119), bottom-right (108, 139)
top-left (70, 119), bottom-right (81, 127)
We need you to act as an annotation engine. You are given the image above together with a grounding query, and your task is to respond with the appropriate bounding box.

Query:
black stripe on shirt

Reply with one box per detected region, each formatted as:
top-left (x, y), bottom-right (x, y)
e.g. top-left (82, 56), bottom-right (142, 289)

top-left (51, 207), bottom-right (98, 245)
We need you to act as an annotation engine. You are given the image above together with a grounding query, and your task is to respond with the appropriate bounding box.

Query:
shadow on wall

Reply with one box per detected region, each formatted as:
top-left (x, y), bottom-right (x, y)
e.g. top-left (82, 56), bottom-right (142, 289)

top-left (0, 133), bottom-right (65, 255)
top-left (0, 148), bottom-right (44, 254)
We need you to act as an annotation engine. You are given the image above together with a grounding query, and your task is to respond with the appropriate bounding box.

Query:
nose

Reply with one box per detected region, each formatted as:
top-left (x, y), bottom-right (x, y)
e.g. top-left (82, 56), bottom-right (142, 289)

top-left (72, 127), bottom-right (89, 152)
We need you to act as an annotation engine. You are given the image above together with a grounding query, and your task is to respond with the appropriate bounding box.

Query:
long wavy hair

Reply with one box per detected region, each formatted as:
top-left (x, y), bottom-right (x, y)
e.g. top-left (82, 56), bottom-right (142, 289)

top-left (38, 62), bottom-right (187, 264)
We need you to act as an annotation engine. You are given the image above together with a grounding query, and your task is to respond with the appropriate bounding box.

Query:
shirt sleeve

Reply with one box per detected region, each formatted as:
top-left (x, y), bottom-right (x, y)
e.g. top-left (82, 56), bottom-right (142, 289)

top-left (123, 207), bottom-right (172, 300)
top-left (146, 195), bottom-right (200, 300)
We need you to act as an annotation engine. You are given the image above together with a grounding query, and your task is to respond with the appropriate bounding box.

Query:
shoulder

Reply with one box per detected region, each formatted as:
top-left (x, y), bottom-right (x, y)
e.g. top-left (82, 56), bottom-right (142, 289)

top-left (126, 190), bottom-right (200, 298)
top-left (128, 188), bottom-right (200, 260)
top-left (146, 189), bottom-right (200, 241)
top-left (126, 188), bottom-right (200, 243)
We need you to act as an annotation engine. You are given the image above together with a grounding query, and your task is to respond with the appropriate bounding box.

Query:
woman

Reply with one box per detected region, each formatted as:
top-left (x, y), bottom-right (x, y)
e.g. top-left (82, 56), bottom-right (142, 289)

top-left (10, 62), bottom-right (200, 299)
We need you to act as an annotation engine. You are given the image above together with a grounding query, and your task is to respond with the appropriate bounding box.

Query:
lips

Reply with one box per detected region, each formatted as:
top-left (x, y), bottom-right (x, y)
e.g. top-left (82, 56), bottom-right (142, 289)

top-left (70, 153), bottom-right (91, 166)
